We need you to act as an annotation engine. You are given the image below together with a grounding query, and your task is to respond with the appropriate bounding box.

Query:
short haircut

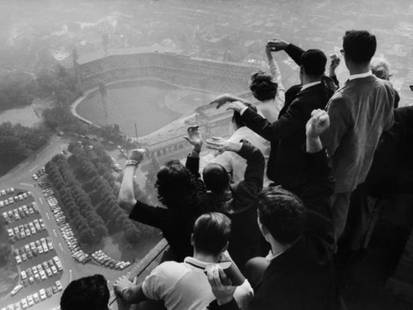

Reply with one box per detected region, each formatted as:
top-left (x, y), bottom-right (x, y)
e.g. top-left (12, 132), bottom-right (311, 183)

top-left (301, 49), bottom-right (327, 77)
top-left (232, 102), bottom-right (257, 128)
top-left (256, 187), bottom-right (305, 245)
top-left (343, 30), bottom-right (377, 64)
top-left (249, 71), bottom-right (278, 101)
top-left (156, 160), bottom-right (199, 209)
top-left (60, 274), bottom-right (109, 310)
top-left (202, 163), bottom-right (229, 194)
top-left (193, 212), bottom-right (231, 256)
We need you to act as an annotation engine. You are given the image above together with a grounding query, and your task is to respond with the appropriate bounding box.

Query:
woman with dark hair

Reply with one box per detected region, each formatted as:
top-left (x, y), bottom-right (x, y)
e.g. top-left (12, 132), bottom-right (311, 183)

top-left (119, 150), bottom-right (204, 262)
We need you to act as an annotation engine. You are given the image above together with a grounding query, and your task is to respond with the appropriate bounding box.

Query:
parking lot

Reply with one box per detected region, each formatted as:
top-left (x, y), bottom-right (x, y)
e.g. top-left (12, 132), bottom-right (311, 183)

top-left (0, 188), bottom-right (63, 310)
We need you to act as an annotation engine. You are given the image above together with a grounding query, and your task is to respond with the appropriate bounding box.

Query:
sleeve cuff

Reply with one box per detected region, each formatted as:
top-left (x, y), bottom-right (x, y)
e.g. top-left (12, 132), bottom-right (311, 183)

top-left (240, 106), bottom-right (248, 115)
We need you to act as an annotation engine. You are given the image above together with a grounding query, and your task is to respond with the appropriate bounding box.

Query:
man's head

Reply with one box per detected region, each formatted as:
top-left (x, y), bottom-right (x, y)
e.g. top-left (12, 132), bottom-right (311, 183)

top-left (370, 57), bottom-right (391, 80)
top-left (192, 212), bottom-right (231, 257)
top-left (300, 49), bottom-right (327, 81)
top-left (60, 274), bottom-right (109, 310)
top-left (202, 163), bottom-right (230, 195)
top-left (342, 30), bottom-right (377, 66)
top-left (249, 71), bottom-right (278, 102)
top-left (256, 187), bottom-right (305, 246)
top-left (156, 160), bottom-right (198, 208)
top-left (232, 102), bottom-right (258, 130)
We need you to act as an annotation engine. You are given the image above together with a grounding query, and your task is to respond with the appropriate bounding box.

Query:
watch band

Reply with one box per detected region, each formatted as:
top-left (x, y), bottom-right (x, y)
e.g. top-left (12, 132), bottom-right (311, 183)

top-left (125, 160), bottom-right (138, 167)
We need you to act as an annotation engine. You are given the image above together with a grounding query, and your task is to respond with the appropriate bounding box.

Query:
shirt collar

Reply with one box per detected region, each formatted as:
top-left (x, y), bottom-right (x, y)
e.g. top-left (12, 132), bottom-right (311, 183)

top-left (184, 257), bottom-right (212, 270)
top-left (300, 81), bottom-right (321, 91)
top-left (348, 71), bottom-right (372, 80)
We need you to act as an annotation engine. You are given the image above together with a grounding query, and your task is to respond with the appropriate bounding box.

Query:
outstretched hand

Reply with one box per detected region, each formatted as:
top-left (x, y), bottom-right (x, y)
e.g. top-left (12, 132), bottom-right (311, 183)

top-left (210, 94), bottom-right (244, 109)
top-left (267, 39), bottom-right (289, 52)
top-left (184, 126), bottom-right (203, 152)
top-left (306, 109), bottom-right (330, 138)
top-left (206, 137), bottom-right (242, 153)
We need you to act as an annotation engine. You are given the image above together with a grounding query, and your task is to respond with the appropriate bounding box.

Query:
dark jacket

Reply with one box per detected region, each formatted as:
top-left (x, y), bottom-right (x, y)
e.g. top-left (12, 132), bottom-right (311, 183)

top-left (366, 106), bottom-right (413, 197)
top-left (208, 151), bottom-right (339, 310)
top-left (242, 44), bottom-right (335, 191)
top-left (186, 141), bottom-right (267, 270)
top-left (129, 200), bottom-right (201, 262)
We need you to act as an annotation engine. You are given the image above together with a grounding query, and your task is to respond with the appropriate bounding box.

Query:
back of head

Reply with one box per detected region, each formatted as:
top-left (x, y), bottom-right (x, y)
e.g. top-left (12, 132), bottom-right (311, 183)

top-left (156, 160), bottom-right (198, 209)
top-left (232, 102), bottom-right (257, 129)
top-left (249, 71), bottom-right (278, 101)
top-left (301, 49), bottom-right (327, 77)
top-left (192, 212), bottom-right (231, 256)
top-left (256, 187), bottom-right (305, 245)
top-left (60, 274), bottom-right (109, 310)
top-left (202, 163), bottom-right (229, 195)
top-left (370, 57), bottom-right (391, 80)
top-left (343, 30), bottom-right (377, 64)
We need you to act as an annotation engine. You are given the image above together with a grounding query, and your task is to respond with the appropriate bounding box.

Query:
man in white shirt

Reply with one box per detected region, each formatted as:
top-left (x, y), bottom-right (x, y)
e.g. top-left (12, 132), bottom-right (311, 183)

top-left (213, 103), bottom-right (269, 184)
top-left (114, 212), bottom-right (253, 310)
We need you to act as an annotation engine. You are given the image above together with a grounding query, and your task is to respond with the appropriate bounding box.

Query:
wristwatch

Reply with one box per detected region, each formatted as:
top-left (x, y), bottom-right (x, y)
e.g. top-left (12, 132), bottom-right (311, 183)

top-left (125, 160), bottom-right (138, 167)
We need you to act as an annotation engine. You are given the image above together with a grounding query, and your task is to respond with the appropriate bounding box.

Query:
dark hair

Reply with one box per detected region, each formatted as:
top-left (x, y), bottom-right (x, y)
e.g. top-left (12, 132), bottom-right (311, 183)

top-left (343, 30), bottom-right (377, 64)
top-left (301, 49), bottom-right (327, 77)
top-left (249, 71), bottom-right (278, 101)
top-left (256, 187), bottom-right (305, 245)
top-left (202, 163), bottom-right (230, 195)
top-left (156, 160), bottom-right (199, 209)
top-left (60, 274), bottom-right (109, 310)
top-left (232, 102), bottom-right (257, 128)
top-left (193, 212), bottom-right (231, 256)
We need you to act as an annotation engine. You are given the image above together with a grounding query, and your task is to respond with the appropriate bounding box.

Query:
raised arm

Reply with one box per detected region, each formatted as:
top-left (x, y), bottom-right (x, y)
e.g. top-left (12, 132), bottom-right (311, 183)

top-left (118, 149), bottom-right (145, 208)
top-left (119, 150), bottom-right (167, 229)
top-left (184, 125), bottom-right (203, 178)
top-left (265, 42), bottom-right (286, 105)
top-left (302, 110), bottom-right (335, 257)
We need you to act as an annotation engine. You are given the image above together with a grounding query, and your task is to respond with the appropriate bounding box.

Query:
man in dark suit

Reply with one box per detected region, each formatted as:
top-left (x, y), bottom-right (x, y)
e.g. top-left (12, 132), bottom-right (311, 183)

top-left (206, 110), bottom-right (341, 310)
top-left (212, 47), bottom-right (335, 194)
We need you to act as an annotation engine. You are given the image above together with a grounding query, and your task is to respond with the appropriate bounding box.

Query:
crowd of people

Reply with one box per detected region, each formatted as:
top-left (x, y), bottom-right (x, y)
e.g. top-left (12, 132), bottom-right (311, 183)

top-left (59, 29), bottom-right (412, 310)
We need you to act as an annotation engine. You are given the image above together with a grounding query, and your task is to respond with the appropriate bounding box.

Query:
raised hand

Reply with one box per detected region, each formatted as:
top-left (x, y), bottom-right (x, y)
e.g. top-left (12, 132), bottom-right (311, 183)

top-left (206, 137), bottom-right (242, 153)
top-left (306, 109), bottom-right (330, 138)
top-left (329, 54), bottom-right (341, 70)
top-left (267, 39), bottom-right (289, 52)
top-left (184, 126), bottom-right (203, 152)
top-left (127, 148), bottom-right (145, 163)
top-left (210, 94), bottom-right (244, 109)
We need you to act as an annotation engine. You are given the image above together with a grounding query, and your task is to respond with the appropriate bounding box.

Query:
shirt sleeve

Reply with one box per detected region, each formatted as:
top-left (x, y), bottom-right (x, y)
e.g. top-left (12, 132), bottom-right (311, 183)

top-left (141, 265), bottom-right (165, 300)
top-left (129, 201), bottom-right (168, 230)
top-left (321, 95), bottom-right (350, 157)
top-left (233, 280), bottom-right (254, 310)
top-left (141, 262), bottom-right (180, 301)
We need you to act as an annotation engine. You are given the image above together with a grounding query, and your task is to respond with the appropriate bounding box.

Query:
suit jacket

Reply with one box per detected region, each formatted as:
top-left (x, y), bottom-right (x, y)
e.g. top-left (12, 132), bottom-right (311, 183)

top-left (208, 151), bottom-right (339, 310)
top-left (241, 43), bottom-right (335, 190)
top-left (241, 83), bottom-right (334, 191)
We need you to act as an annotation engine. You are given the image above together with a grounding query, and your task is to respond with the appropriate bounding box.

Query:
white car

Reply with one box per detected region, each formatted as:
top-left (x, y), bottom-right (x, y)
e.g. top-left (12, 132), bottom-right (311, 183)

top-left (10, 284), bottom-right (23, 296)
top-left (27, 296), bottom-right (34, 307)
top-left (39, 270), bottom-right (47, 280)
top-left (20, 298), bottom-right (28, 309)
top-left (39, 289), bottom-right (46, 300)
top-left (33, 292), bottom-right (40, 303)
